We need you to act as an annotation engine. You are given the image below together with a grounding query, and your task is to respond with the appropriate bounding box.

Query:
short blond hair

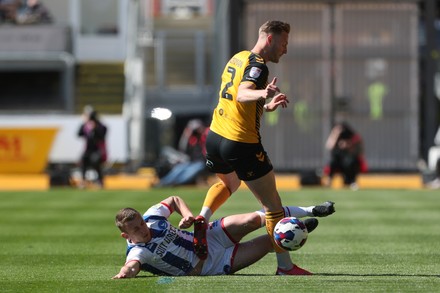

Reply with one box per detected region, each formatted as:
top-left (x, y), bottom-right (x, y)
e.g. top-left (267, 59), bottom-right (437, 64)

top-left (115, 207), bottom-right (141, 232)
top-left (259, 20), bottom-right (290, 35)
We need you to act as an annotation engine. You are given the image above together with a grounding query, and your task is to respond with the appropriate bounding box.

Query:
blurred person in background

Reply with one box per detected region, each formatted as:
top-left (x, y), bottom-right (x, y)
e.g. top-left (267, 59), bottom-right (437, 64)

top-left (427, 159), bottom-right (440, 189)
top-left (324, 121), bottom-right (367, 190)
top-left (426, 125), bottom-right (440, 189)
top-left (16, 0), bottom-right (52, 24)
top-left (77, 106), bottom-right (107, 189)
top-left (155, 119), bottom-right (208, 187)
top-left (0, 0), bottom-right (20, 23)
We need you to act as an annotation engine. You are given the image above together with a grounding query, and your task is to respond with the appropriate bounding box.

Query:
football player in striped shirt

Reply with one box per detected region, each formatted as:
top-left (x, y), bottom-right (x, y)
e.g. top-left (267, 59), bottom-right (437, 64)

top-left (112, 196), bottom-right (334, 277)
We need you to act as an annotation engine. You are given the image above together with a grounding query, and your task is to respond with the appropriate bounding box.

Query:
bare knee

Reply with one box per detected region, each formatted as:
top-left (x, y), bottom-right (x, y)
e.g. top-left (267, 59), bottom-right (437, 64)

top-left (218, 173), bottom-right (241, 193)
top-left (244, 213), bottom-right (263, 230)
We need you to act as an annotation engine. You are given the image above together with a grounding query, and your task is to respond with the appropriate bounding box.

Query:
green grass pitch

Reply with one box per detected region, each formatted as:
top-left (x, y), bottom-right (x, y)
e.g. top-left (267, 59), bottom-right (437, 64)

top-left (0, 187), bottom-right (439, 292)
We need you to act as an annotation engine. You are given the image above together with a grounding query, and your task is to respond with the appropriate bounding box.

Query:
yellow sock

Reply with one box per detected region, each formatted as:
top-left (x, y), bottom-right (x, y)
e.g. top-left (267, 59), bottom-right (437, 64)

top-left (202, 181), bottom-right (231, 215)
top-left (265, 210), bottom-right (286, 253)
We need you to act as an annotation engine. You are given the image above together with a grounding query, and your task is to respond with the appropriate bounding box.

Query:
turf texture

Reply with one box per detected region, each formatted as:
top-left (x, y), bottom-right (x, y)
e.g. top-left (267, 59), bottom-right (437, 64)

top-left (0, 188), bottom-right (439, 292)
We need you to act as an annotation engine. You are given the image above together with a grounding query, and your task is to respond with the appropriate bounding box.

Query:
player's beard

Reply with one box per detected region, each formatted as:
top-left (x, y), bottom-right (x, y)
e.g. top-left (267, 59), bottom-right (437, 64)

top-left (271, 55), bottom-right (280, 63)
top-left (270, 51), bottom-right (282, 63)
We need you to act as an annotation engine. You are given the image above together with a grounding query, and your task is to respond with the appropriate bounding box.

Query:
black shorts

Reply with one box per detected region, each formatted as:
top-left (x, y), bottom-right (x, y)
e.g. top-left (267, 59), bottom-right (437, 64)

top-left (205, 130), bottom-right (273, 181)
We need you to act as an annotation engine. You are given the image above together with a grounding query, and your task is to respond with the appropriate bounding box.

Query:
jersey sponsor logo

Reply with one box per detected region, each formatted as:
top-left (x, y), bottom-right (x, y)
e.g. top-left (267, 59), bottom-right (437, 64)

top-left (256, 152), bottom-right (265, 162)
top-left (155, 225), bottom-right (178, 258)
top-left (249, 67), bottom-right (262, 78)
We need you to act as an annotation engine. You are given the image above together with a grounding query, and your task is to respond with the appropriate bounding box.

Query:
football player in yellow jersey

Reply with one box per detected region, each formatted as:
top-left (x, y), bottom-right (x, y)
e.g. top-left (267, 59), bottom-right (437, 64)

top-left (192, 20), bottom-right (315, 275)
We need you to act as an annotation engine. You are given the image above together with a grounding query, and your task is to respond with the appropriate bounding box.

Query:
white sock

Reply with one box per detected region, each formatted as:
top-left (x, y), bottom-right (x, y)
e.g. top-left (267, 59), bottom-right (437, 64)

top-left (199, 207), bottom-right (212, 222)
top-left (256, 206), bottom-right (313, 222)
top-left (276, 251), bottom-right (293, 270)
top-left (283, 206), bottom-right (314, 218)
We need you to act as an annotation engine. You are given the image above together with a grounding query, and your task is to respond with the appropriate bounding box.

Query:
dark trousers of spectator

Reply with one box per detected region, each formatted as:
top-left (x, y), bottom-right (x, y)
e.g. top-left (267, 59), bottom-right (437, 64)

top-left (328, 154), bottom-right (360, 185)
top-left (81, 151), bottom-right (104, 186)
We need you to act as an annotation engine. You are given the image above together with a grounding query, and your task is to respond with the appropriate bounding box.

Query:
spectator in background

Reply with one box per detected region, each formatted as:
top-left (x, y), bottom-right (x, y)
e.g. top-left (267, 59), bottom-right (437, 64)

top-left (0, 0), bottom-right (20, 23)
top-left (427, 159), bottom-right (440, 189)
top-left (426, 126), bottom-right (440, 189)
top-left (324, 121), bottom-right (367, 190)
top-left (155, 119), bottom-right (208, 187)
top-left (16, 0), bottom-right (52, 24)
top-left (78, 106), bottom-right (108, 189)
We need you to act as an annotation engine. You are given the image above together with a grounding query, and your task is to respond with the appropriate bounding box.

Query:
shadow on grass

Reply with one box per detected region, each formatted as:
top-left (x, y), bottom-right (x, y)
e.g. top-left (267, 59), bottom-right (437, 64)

top-left (318, 273), bottom-right (440, 278)
top-left (232, 273), bottom-right (440, 278)
top-left (133, 272), bottom-right (440, 279)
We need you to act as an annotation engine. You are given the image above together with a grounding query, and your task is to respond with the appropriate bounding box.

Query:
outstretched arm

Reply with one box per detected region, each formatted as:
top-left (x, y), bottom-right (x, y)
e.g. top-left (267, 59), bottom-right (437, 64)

top-left (112, 260), bottom-right (140, 279)
top-left (161, 196), bottom-right (195, 229)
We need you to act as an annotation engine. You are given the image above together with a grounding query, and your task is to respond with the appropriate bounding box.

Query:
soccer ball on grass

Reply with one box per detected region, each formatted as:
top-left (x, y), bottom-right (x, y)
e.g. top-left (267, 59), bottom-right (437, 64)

top-left (274, 217), bottom-right (308, 251)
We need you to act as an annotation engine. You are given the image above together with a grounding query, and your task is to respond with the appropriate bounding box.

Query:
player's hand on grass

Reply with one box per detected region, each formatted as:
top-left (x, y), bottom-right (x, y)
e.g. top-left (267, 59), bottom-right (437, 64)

top-left (112, 272), bottom-right (127, 279)
top-left (112, 262), bottom-right (140, 279)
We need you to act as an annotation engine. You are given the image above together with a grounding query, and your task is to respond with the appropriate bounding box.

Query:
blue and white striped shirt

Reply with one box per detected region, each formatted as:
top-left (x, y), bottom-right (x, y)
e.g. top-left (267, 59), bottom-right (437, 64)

top-left (125, 202), bottom-right (199, 276)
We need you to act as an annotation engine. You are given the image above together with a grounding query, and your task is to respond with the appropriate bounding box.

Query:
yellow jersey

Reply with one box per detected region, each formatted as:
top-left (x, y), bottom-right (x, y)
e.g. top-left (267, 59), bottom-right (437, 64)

top-left (210, 50), bottom-right (268, 143)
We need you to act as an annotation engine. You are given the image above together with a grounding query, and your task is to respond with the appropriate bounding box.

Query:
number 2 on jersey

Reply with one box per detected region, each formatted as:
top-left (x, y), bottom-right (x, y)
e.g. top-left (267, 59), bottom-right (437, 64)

top-left (221, 66), bottom-right (236, 100)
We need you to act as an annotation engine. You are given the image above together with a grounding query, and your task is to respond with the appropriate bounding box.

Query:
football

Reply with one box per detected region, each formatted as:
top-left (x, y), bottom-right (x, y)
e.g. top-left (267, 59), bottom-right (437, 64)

top-left (274, 217), bottom-right (308, 251)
